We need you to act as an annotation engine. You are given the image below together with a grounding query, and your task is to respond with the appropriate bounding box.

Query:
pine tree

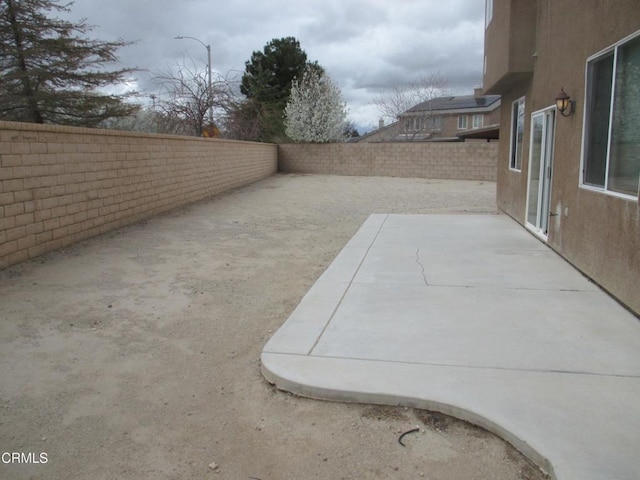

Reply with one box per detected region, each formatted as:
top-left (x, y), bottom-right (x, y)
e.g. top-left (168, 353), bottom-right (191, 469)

top-left (0, 0), bottom-right (138, 126)
top-left (239, 37), bottom-right (319, 142)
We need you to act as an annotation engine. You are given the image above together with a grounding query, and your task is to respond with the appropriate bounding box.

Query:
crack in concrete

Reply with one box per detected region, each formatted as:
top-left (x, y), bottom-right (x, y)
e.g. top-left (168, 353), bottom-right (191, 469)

top-left (415, 248), bottom-right (429, 286)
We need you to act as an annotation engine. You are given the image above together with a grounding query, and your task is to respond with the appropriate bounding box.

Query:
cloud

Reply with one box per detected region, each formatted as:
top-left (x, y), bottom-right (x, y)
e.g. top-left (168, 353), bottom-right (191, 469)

top-left (61, 0), bottom-right (486, 133)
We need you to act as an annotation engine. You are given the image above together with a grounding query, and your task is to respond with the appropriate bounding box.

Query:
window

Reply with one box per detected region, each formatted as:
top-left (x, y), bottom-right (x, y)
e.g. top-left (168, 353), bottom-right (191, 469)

top-left (405, 118), bottom-right (415, 131)
top-left (429, 116), bottom-right (442, 131)
top-left (457, 115), bottom-right (468, 129)
top-left (472, 114), bottom-right (484, 129)
top-left (510, 98), bottom-right (525, 170)
top-left (485, 0), bottom-right (493, 28)
top-left (405, 117), bottom-right (424, 131)
top-left (582, 31), bottom-right (640, 198)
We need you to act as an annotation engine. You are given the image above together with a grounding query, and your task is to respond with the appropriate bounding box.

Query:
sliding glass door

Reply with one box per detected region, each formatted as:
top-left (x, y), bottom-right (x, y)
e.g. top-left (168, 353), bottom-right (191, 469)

top-left (526, 108), bottom-right (556, 238)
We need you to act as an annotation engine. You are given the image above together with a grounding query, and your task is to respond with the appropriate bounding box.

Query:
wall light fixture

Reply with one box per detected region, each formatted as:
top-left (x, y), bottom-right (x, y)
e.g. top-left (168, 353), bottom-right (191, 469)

top-left (555, 87), bottom-right (576, 117)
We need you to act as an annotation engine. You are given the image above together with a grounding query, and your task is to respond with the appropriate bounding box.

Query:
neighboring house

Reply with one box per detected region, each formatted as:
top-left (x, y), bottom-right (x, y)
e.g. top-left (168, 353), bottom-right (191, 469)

top-left (357, 88), bottom-right (501, 142)
top-left (484, 0), bottom-right (640, 314)
top-left (401, 88), bottom-right (501, 141)
top-left (353, 118), bottom-right (401, 143)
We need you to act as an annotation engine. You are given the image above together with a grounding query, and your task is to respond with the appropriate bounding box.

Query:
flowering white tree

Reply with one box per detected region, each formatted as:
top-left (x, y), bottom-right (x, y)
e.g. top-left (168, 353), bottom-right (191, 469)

top-left (285, 67), bottom-right (347, 142)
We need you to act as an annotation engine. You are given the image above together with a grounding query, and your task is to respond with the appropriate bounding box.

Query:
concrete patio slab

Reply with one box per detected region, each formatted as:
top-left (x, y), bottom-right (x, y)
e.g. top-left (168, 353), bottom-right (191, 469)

top-left (261, 214), bottom-right (640, 480)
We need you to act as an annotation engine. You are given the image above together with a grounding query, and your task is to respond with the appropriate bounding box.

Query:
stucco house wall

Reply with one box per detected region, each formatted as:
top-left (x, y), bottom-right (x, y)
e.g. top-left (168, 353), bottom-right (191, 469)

top-left (485, 0), bottom-right (640, 314)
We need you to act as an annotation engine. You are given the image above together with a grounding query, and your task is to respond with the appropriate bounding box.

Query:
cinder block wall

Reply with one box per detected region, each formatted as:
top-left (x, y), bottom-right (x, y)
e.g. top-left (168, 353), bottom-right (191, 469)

top-left (0, 121), bottom-right (277, 268)
top-left (278, 142), bottom-right (498, 181)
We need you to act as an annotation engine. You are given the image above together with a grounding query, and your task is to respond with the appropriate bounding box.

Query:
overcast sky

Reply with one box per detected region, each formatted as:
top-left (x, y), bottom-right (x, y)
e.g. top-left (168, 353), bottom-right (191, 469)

top-left (65, 0), bottom-right (486, 133)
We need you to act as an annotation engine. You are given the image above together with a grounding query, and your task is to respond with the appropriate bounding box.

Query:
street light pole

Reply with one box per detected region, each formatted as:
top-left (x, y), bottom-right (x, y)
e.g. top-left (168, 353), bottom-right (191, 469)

top-left (174, 35), bottom-right (214, 133)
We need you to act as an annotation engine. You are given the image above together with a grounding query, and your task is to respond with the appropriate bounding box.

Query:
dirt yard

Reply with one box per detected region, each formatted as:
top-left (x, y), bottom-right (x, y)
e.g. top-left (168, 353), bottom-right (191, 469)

top-left (0, 174), bottom-right (549, 480)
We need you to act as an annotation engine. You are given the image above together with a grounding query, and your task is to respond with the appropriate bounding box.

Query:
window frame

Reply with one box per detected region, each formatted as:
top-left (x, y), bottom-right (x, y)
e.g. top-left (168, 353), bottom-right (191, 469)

top-left (485, 0), bottom-right (493, 28)
top-left (405, 118), bottom-right (415, 131)
top-left (430, 115), bottom-right (442, 131)
top-left (580, 29), bottom-right (640, 200)
top-left (472, 114), bottom-right (484, 129)
top-left (457, 115), bottom-right (468, 130)
top-left (509, 97), bottom-right (526, 172)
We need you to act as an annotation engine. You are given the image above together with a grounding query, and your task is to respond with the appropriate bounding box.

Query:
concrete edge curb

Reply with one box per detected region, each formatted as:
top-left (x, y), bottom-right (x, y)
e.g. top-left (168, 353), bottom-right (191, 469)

top-left (260, 352), bottom-right (555, 479)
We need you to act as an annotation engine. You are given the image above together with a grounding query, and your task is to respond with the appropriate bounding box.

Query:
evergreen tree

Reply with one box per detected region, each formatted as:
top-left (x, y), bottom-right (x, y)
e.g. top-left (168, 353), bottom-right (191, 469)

top-left (0, 0), bottom-right (138, 126)
top-left (240, 37), bottom-right (319, 142)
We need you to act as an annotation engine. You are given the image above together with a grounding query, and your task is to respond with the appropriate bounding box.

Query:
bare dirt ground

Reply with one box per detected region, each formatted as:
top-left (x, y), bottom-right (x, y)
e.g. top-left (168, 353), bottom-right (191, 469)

top-left (0, 174), bottom-right (549, 480)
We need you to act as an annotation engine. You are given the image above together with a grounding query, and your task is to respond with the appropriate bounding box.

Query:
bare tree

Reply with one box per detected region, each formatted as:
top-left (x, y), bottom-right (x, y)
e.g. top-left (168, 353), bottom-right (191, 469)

top-left (372, 72), bottom-right (449, 123)
top-left (99, 107), bottom-right (160, 133)
top-left (151, 57), bottom-right (237, 137)
top-left (220, 98), bottom-right (265, 141)
top-left (372, 72), bottom-right (450, 141)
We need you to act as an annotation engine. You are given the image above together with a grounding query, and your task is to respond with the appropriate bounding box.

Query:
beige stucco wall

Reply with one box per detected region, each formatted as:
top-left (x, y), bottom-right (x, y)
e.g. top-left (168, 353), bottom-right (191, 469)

top-left (278, 142), bottom-right (498, 181)
top-left (484, 0), bottom-right (537, 94)
top-left (488, 0), bottom-right (640, 314)
top-left (0, 121), bottom-right (277, 268)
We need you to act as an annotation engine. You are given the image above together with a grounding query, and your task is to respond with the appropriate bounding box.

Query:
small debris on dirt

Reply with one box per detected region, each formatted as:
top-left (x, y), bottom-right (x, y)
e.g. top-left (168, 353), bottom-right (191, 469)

top-left (398, 427), bottom-right (420, 447)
